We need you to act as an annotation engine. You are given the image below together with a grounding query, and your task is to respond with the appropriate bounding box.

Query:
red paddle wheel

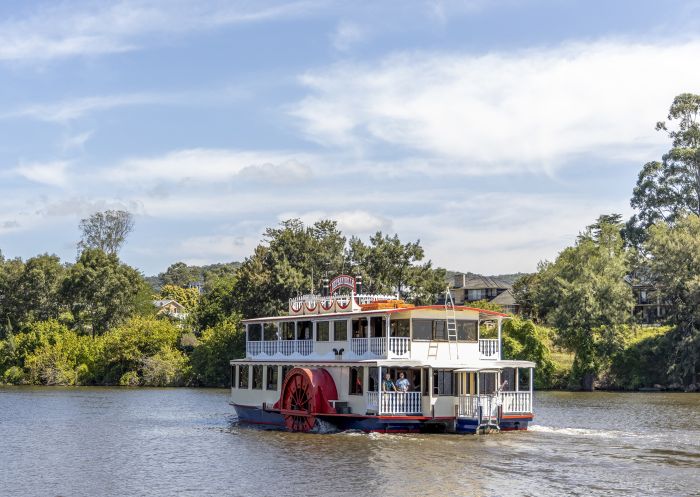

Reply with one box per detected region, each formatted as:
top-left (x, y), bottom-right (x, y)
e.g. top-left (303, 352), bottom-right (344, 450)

top-left (274, 367), bottom-right (338, 432)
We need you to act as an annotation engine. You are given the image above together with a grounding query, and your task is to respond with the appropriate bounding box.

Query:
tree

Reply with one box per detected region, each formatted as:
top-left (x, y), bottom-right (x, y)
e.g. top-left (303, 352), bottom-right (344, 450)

top-left (61, 249), bottom-right (148, 336)
top-left (347, 232), bottom-right (445, 303)
top-left (78, 210), bottom-right (134, 255)
top-left (233, 219), bottom-right (347, 318)
top-left (13, 254), bottom-right (65, 326)
top-left (159, 284), bottom-right (200, 312)
top-left (190, 316), bottom-right (244, 387)
top-left (645, 214), bottom-right (700, 385)
top-left (628, 93), bottom-right (700, 244)
top-left (528, 216), bottom-right (634, 389)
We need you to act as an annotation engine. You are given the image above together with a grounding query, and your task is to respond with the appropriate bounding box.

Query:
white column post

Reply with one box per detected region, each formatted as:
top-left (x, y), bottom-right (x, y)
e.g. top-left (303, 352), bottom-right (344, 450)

top-left (529, 367), bottom-right (534, 412)
top-left (497, 317), bottom-right (503, 360)
top-left (386, 314), bottom-right (391, 357)
top-left (515, 368), bottom-right (519, 392)
top-left (378, 366), bottom-right (382, 415)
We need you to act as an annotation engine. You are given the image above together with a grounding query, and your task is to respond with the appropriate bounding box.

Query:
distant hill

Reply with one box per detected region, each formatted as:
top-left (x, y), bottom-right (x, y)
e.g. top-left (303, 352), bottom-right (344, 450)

top-left (445, 270), bottom-right (530, 286)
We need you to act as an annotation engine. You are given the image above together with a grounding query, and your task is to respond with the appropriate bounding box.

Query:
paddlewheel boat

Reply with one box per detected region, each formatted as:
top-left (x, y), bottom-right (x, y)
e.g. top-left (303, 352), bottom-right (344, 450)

top-left (230, 275), bottom-right (535, 434)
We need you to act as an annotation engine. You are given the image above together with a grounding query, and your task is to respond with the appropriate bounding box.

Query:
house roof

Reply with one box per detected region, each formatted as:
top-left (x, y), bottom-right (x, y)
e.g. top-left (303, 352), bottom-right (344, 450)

top-left (455, 274), bottom-right (512, 290)
top-left (153, 299), bottom-right (185, 309)
top-left (490, 288), bottom-right (517, 306)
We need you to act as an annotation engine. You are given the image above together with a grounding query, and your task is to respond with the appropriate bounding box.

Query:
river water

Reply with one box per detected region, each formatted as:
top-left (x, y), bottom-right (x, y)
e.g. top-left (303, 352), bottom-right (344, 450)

top-left (0, 388), bottom-right (698, 497)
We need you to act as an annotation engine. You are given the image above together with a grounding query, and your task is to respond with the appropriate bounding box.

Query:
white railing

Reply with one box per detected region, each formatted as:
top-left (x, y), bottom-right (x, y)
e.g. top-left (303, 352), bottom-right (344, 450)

top-left (351, 338), bottom-right (368, 356)
top-left (246, 341), bottom-right (262, 356)
top-left (367, 391), bottom-right (422, 415)
top-left (279, 340), bottom-right (295, 356)
top-left (479, 339), bottom-right (500, 359)
top-left (500, 391), bottom-right (532, 413)
top-left (366, 391), bottom-right (378, 411)
top-left (262, 340), bottom-right (278, 355)
top-left (295, 340), bottom-right (313, 356)
top-left (457, 392), bottom-right (532, 417)
top-left (389, 337), bottom-right (410, 357)
top-left (369, 337), bottom-right (386, 356)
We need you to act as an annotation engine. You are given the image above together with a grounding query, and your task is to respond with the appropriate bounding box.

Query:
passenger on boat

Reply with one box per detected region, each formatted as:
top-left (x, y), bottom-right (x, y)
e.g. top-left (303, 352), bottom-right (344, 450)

top-left (382, 373), bottom-right (397, 391)
top-left (396, 372), bottom-right (410, 392)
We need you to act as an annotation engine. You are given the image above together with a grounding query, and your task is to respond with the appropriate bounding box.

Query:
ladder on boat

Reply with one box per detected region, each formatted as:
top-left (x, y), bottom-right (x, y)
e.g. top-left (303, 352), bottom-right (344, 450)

top-left (445, 287), bottom-right (458, 359)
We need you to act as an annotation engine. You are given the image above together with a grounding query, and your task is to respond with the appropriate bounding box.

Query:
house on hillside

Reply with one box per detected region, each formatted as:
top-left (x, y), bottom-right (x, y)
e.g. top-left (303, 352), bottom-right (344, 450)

top-left (624, 271), bottom-right (668, 324)
top-left (448, 274), bottom-right (519, 314)
top-left (153, 299), bottom-right (188, 320)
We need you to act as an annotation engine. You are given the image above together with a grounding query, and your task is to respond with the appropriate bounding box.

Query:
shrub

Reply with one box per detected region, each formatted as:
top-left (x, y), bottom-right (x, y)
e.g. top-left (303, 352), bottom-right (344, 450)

top-left (141, 347), bottom-right (190, 387)
top-left (119, 371), bottom-right (140, 386)
top-left (2, 366), bottom-right (24, 384)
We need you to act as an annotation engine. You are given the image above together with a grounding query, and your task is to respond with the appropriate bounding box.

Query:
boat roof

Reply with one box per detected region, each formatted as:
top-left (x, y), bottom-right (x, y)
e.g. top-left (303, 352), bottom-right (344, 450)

top-left (242, 305), bottom-right (509, 324)
top-left (229, 358), bottom-right (535, 369)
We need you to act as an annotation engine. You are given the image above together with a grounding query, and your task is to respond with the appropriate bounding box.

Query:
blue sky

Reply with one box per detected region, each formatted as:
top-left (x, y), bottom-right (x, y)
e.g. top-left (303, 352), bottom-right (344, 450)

top-left (1, 0), bottom-right (700, 275)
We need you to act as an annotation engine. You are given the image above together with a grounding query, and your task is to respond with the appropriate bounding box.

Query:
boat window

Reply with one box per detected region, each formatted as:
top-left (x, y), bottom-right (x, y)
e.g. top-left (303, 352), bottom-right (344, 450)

top-left (390, 319), bottom-right (410, 337)
top-left (280, 322), bottom-right (295, 340)
top-left (349, 366), bottom-right (363, 395)
top-left (370, 316), bottom-right (385, 337)
top-left (248, 324), bottom-right (262, 341)
top-left (251, 365), bottom-right (263, 389)
top-left (518, 368), bottom-right (530, 391)
top-left (238, 365), bottom-right (249, 389)
top-left (433, 369), bottom-right (454, 396)
top-left (296, 321), bottom-right (313, 340)
top-left (368, 367), bottom-right (378, 392)
top-left (433, 320), bottom-right (447, 341)
top-left (316, 321), bottom-right (330, 341)
top-left (281, 365), bottom-right (293, 382)
top-left (263, 323), bottom-right (278, 341)
top-left (231, 365), bottom-right (236, 388)
top-left (501, 368), bottom-right (515, 391)
top-left (333, 320), bottom-right (348, 341)
top-left (351, 319), bottom-right (367, 338)
top-left (479, 372), bottom-right (497, 394)
top-left (266, 366), bottom-right (278, 390)
top-left (412, 319), bottom-right (432, 340)
top-left (457, 321), bottom-right (477, 341)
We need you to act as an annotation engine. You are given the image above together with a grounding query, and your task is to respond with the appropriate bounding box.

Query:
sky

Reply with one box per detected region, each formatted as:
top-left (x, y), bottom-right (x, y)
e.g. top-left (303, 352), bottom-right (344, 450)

top-left (1, 0), bottom-right (700, 276)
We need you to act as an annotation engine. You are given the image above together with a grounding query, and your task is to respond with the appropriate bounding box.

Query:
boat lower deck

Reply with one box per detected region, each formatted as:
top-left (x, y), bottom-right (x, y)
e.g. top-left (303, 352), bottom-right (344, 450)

top-left (233, 403), bottom-right (532, 434)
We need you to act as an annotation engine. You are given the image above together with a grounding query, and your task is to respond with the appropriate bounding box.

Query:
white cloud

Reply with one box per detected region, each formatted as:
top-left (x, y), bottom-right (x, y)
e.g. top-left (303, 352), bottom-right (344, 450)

top-left (104, 148), bottom-right (318, 185)
top-left (0, 0), bottom-right (319, 61)
top-left (331, 21), bottom-right (366, 51)
top-left (15, 161), bottom-right (71, 187)
top-left (61, 130), bottom-right (94, 151)
top-left (5, 93), bottom-right (172, 123)
top-left (277, 209), bottom-right (393, 234)
top-left (292, 39), bottom-right (700, 174)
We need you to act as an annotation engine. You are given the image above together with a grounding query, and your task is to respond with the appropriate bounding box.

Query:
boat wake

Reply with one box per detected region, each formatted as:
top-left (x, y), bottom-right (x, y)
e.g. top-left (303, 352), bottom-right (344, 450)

top-left (529, 424), bottom-right (639, 439)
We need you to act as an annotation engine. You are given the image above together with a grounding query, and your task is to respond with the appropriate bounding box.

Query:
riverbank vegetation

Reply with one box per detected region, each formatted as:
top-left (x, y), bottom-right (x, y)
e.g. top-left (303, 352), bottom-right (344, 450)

top-left (1, 94), bottom-right (698, 391)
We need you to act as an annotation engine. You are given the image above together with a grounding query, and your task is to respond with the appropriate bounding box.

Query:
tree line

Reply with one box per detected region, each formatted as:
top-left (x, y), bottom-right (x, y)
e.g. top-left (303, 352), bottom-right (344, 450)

top-left (513, 93), bottom-right (700, 390)
top-left (0, 214), bottom-right (450, 387)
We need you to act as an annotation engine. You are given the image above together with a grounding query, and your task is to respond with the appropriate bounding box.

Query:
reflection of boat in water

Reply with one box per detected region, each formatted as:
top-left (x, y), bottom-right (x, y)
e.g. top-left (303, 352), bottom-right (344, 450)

top-left (230, 275), bottom-right (535, 434)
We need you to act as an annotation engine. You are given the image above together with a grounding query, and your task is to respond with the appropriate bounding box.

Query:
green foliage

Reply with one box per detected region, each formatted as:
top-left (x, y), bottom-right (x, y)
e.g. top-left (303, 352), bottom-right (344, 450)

top-left (2, 366), bottom-right (24, 384)
top-left (96, 316), bottom-right (182, 385)
top-left (628, 93), bottom-right (700, 244)
top-left (61, 249), bottom-right (149, 336)
top-left (521, 216), bottom-right (634, 388)
top-left (0, 254), bottom-right (65, 332)
top-left (606, 326), bottom-right (675, 390)
top-left (159, 284), bottom-right (200, 312)
top-left (645, 214), bottom-right (700, 383)
top-left (196, 275), bottom-right (238, 331)
top-left (501, 317), bottom-right (556, 388)
top-left (78, 209), bottom-right (134, 255)
top-left (190, 316), bottom-right (244, 387)
top-left (141, 347), bottom-right (191, 387)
